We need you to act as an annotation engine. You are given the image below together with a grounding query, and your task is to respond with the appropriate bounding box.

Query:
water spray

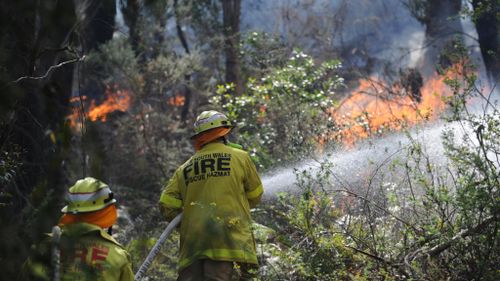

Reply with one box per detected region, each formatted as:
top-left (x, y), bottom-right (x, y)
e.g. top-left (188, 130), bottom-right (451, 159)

top-left (260, 122), bottom-right (459, 197)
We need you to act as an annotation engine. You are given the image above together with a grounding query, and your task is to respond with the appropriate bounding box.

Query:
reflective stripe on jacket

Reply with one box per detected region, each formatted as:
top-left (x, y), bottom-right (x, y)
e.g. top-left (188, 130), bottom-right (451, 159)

top-left (159, 142), bottom-right (264, 270)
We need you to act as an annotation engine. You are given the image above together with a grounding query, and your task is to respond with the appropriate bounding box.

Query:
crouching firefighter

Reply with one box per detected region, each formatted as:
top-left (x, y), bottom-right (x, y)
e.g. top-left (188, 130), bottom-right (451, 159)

top-left (26, 177), bottom-right (134, 281)
top-left (159, 110), bottom-right (264, 281)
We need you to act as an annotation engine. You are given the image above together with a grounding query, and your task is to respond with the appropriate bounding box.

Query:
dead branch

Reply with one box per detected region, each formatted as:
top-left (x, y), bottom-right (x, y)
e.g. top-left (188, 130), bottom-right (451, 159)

top-left (345, 245), bottom-right (410, 278)
top-left (403, 215), bottom-right (497, 271)
top-left (331, 188), bottom-right (422, 234)
top-left (424, 216), bottom-right (496, 257)
top-left (345, 245), bottom-right (388, 263)
top-left (10, 55), bottom-right (85, 84)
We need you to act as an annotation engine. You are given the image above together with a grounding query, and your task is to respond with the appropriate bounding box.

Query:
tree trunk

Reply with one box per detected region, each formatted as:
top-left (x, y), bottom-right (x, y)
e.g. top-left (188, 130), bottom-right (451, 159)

top-left (472, 0), bottom-right (500, 81)
top-left (77, 0), bottom-right (116, 51)
top-left (174, 0), bottom-right (193, 122)
top-left (11, 0), bottom-right (76, 208)
top-left (411, 0), bottom-right (463, 76)
top-left (121, 0), bottom-right (142, 56)
top-left (222, 0), bottom-right (242, 96)
top-left (0, 1), bottom-right (77, 279)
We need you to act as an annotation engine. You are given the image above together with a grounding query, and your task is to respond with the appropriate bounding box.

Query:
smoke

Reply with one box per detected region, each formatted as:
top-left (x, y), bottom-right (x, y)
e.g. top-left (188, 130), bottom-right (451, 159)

top-left (242, 0), bottom-right (426, 71)
top-left (405, 31), bottom-right (427, 68)
top-left (242, 0), bottom-right (495, 199)
top-left (114, 0), bottom-right (129, 37)
top-left (459, 0), bottom-right (499, 108)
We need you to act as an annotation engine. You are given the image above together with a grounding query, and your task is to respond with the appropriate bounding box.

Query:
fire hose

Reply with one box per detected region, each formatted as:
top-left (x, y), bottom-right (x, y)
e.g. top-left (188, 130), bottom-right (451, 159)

top-left (51, 225), bottom-right (62, 281)
top-left (134, 212), bottom-right (183, 281)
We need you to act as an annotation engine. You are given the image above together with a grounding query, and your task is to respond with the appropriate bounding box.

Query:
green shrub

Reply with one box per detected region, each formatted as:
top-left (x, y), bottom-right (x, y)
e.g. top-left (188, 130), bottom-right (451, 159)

top-left (211, 50), bottom-right (343, 169)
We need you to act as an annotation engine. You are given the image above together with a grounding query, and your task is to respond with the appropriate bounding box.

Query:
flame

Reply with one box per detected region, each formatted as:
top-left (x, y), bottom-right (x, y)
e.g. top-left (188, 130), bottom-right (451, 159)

top-left (168, 95), bottom-right (185, 106)
top-left (329, 64), bottom-right (463, 146)
top-left (67, 96), bottom-right (85, 129)
top-left (67, 85), bottom-right (132, 130)
top-left (69, 96), bottom-right (87, 103)
top-left (88, 86), bottom-right (131, 122)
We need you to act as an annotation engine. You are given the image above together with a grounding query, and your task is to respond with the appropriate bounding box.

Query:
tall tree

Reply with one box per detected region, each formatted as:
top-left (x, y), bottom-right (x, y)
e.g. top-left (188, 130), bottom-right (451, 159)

top-left (76, 0), bottom-right (116, 51)
top-left (121, 0), bottom-right (142, 56)
top-left (174, 0), bottom-right (194, 121)
top-left (222, 0), bottom-right (242, 96)
top-left (472, 0), bottom-right (500, 81)
top-left (0, 1), bottom-right (77, 279)
top-left (406, 0), bottom-right (463, 76)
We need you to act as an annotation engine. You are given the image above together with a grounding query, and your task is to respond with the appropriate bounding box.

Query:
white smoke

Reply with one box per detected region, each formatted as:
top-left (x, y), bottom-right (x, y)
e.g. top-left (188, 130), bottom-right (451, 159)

top-left (242, 0), bottom-right (426, 70)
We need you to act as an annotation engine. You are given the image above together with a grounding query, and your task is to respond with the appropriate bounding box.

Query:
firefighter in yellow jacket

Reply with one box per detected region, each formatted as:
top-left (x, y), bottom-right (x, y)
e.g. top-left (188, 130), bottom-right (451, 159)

top-left (159, 110), bottom-right (264, 280)
top-left (27, 177), bottom-right (134, 281)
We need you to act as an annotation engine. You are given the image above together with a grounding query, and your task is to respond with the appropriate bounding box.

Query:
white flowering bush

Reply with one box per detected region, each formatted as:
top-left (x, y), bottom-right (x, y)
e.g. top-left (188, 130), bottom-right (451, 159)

top-left (211, 51), bottom-right (344, 168)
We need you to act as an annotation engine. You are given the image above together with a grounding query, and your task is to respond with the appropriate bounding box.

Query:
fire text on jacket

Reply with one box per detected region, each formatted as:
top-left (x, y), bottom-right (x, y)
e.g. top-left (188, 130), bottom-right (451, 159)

top-left (183, 153), bottom-right (231, 185)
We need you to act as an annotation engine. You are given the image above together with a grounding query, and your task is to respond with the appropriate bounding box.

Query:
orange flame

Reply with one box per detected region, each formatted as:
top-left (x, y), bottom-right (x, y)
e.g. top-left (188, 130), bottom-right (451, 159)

top-left (88, 86), bottom-right (131, 122)
top-left (67, 97), bottom-right (85, 129)
top-left (67, 85), bottom-right (132, 130)
top-left (168, 95), bottom-right (185, 106)
top-left (329, 64), bottom-right (463, 146)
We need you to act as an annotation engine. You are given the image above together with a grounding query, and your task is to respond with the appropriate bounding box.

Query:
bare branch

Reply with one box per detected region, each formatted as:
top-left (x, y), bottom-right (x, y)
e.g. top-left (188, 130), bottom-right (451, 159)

top-left (425, 216), bottom-right (497, 257)
top-left (404, 215), bottom-right (497, 268)
top-left (330, 189), bottom-right (422, 234)
top-left (10, 55), bottom-right (85, 84)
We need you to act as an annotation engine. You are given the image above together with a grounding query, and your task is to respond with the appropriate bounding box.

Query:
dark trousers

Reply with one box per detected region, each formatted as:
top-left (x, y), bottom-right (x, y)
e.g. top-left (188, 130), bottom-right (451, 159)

top-left (177, 259), bottom-right (257, 281)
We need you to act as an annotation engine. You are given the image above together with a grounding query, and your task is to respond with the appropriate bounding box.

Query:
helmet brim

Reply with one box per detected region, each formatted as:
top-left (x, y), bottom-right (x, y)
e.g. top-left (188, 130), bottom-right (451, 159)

top-left (190, 125), bottom-right (233, 139)
top-left (61, 199), bottom-right (116, 214)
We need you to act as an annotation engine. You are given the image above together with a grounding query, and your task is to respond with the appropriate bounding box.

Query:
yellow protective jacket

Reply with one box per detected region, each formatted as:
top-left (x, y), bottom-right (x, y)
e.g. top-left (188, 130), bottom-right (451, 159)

top-left (27, 223), bottom-right (134, 281)
top-left (159, 142), bottom-right (264, 271)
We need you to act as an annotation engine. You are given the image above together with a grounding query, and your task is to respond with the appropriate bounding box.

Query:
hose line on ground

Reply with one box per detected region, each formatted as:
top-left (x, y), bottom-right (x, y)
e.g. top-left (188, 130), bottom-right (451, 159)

top-left (51, 226), bottom-right (62, 281)
top-left (134, 213), bottom-right (183, 281)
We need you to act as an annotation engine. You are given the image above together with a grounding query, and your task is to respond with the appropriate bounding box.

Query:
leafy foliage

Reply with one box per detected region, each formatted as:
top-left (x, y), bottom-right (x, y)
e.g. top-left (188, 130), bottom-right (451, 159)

top-left (252, 61), bottom-right (500, 280)
top-left (211, 50), bottom-right (343, 168)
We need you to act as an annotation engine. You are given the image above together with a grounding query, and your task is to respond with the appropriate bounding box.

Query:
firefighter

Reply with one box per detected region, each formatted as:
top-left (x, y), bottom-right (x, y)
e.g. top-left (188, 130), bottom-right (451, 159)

top-left (27, 177), bottom-right (134, 281)
top-left (159, 110), bottom-right (264, 281)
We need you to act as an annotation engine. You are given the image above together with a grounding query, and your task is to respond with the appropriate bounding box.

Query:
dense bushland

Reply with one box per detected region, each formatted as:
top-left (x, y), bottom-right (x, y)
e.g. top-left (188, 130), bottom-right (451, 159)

top-left (1, 1), bottom-right (499, 281)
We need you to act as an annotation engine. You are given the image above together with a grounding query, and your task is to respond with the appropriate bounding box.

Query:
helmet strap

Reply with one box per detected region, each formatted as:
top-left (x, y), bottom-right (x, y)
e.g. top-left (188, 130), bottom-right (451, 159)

top-left (107, 226), bottom-right (113, 235)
